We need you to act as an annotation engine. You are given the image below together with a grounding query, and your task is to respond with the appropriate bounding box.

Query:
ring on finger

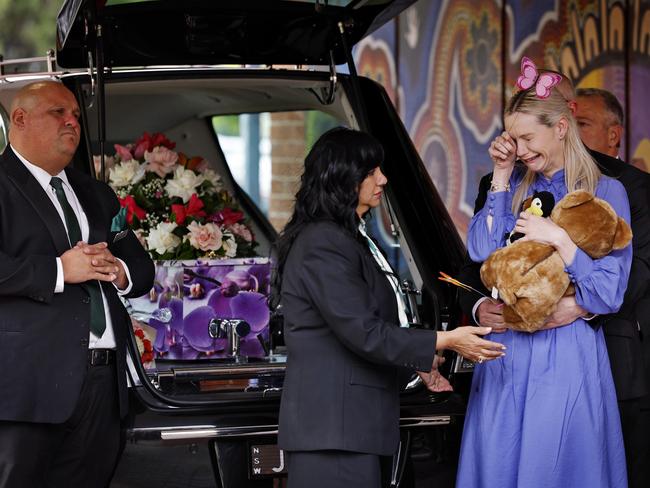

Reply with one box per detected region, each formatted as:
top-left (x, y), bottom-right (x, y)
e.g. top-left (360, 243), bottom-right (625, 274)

top-left (476, 356), bottom-right (485, 364)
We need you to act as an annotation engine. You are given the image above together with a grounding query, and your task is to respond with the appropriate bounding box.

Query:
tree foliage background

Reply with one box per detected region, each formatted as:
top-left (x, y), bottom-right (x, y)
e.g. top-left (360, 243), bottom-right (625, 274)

top-left (0, 0), bottom-right (60, 60)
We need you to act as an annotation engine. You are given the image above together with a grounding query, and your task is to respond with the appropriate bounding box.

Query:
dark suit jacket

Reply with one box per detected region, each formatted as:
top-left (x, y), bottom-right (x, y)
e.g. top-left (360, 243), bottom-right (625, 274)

top-left (0, 147), bottom-right (154, 423)
top-left (278, 221), bottom-right (436, 456)
top-left (458, 150), bottom-right (650, 401)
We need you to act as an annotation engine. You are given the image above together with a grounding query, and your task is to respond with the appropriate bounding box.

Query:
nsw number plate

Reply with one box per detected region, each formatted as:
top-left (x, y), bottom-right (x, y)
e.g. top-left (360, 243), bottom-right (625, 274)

top-left (249, 444), bottom-right (287, 478)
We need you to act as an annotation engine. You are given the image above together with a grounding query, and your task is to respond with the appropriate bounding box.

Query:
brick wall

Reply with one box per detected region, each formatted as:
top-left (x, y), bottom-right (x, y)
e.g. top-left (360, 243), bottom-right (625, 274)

top-left (269, 112), bottom-right (306, 231)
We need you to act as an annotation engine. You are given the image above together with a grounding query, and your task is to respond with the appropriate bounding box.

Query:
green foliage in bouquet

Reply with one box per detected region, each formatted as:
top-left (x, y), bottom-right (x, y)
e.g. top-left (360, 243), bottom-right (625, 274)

top-left (99, 132), bottom-right (258, 260)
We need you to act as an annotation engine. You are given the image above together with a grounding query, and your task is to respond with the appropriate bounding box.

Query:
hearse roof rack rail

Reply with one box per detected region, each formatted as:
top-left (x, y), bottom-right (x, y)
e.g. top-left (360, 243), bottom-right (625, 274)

top-left (0, 50), bottom-right (65, 83)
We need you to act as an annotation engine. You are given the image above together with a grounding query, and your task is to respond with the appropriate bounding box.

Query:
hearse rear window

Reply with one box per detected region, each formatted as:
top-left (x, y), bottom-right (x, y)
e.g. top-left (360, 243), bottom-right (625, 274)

top-left (212, 111), bottom-right (339, 230)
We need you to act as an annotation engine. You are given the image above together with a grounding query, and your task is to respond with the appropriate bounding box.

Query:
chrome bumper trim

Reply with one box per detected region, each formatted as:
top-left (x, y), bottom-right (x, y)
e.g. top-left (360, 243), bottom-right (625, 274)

top-left (400, 415), bottom-right (451, 427)
top-left (130, 415), bottom-right (452, 442)
top-left (158, 424), bottom-right (278, 441)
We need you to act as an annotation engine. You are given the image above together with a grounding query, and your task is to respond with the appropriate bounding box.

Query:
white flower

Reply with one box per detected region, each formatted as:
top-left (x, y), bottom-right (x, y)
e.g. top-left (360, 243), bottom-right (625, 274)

top-left (222, 232), bottom-right (238, 257)
top-left (146, 222), bottom-right (181, 255)
top-left (109, 159), bottom-right (146, 188)
top-left (202, 169), bottom-right (223, 190)
top-left (165, 166), bottom-right (205, 203)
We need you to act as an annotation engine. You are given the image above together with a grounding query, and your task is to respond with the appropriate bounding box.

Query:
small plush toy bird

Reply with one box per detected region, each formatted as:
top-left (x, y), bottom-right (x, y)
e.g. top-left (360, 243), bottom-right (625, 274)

top-left (506, 191), bottom-right (555, 245)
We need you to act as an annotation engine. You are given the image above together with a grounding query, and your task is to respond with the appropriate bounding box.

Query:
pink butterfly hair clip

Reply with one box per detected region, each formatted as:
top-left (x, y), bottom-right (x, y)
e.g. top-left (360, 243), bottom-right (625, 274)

top-left (516, 56), bottom-right (562, 99)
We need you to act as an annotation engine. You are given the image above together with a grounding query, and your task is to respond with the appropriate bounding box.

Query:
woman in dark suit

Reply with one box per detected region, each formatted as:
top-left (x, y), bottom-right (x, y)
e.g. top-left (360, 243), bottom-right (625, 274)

top-left (273, 128), bottom-right (506, 488)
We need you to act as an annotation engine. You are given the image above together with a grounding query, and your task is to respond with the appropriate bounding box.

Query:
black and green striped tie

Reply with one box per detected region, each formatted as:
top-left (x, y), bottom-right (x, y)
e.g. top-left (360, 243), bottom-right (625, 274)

top-left (50, 177), bottom-right (106, 337)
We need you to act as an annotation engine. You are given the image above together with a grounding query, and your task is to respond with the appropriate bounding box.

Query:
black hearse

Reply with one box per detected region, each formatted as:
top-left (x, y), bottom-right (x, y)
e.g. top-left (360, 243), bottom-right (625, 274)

top-left (0, 0), bottom-right (475, 486)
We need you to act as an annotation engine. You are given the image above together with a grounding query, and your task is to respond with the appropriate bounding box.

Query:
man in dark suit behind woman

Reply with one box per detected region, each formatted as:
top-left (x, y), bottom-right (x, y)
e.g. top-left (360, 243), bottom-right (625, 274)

top-left (0, 81), bottom-right (154, 487)
top-left (458, 80), bottom-right (650, 488)
top-left (273, 127), bottom-right (506, 488)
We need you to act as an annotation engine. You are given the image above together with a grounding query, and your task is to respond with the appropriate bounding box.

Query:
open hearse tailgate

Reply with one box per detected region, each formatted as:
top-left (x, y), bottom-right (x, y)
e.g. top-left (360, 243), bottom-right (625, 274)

top-left (57, 0), bottom-right (416, 68)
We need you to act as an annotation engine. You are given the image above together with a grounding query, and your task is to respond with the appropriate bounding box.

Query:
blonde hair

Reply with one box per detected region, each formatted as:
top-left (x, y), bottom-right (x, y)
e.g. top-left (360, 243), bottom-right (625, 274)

top-left (505, 85), bottom-right (601, 213)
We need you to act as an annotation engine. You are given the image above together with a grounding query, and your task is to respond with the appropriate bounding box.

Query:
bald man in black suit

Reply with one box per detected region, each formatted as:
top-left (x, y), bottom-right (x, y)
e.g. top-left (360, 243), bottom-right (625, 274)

top-left (0, 81), bottom-right (154, 487)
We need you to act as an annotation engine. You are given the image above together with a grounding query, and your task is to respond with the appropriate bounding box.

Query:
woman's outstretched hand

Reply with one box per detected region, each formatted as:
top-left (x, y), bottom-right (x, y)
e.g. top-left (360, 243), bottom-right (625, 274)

top-left (436, 326), bottom-right (506, 364)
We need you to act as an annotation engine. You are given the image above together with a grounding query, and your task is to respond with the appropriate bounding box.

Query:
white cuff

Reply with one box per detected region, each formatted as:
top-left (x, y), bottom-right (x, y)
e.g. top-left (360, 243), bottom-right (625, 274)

top-left (113, 258), bottom-right (133, 295)
top-left (55, 257), bottom-right (64, 293)
top-left (472, 297), bottom-right (490, 325)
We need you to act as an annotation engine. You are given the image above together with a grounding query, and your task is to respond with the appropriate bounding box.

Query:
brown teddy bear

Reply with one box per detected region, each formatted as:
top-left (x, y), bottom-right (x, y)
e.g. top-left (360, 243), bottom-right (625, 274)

top-left (480, 190), bottom-right (632, 332)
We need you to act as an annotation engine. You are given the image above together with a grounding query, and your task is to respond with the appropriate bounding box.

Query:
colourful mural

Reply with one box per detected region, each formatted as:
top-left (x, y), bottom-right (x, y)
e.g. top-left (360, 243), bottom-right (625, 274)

top-left (355, 0), bottom-right (650, 238)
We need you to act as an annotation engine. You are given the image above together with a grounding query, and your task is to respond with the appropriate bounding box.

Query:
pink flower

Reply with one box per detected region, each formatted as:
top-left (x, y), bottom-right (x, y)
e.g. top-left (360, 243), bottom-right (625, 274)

top-left (114, 144), bottom-right (133, 162)
top-left (144, 146), bottom-right (179, 177)
top-left (186, 222), bottom-right (223, 252)
top-left (229, 223), bottom-right (253, 242)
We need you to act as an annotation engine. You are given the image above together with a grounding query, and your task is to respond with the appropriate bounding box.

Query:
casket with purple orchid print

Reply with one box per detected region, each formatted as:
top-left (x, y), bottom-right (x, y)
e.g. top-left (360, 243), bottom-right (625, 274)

top-left (128, 258), bottom-right (271, 367)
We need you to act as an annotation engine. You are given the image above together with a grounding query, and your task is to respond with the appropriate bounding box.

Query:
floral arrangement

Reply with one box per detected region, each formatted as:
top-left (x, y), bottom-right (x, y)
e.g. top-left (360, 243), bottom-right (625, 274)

top-left (131, 319), bottom-right (156, 368)
top-left (99, 132), bottom-right (257, 260)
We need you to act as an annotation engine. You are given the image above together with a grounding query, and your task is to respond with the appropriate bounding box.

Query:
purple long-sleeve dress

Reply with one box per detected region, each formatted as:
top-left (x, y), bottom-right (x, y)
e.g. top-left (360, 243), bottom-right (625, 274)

top-left (456, 168), bottom-right (631, 488)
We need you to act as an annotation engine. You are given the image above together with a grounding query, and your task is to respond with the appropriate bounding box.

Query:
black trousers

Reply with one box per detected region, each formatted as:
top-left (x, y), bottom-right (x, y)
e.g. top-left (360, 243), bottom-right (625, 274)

top-left (619, 397), bottom-right (650, 488)
top-left (286, 450), bottom-right (391, 488)
top-left (0, 362), bottom-right (121, 488)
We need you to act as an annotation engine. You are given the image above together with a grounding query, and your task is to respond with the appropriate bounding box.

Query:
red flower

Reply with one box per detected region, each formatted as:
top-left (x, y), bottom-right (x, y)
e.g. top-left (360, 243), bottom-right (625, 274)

top-left (133, 327), bottom-right (155, 364)
top-left (171, 194), bottom-right (207, 225)
top-left (211, 207), bottom-right (244, 227)
top-left (118, 195), bottom-right (147, 225)
top-left (133, 131), bottom-right (176, 159)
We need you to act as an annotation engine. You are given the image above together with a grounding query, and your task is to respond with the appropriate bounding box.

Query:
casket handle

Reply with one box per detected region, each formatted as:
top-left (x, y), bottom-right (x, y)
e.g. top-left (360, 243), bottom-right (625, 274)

top-left (208, 318), bottom-right (251, 357)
